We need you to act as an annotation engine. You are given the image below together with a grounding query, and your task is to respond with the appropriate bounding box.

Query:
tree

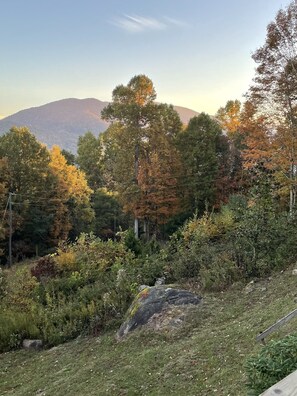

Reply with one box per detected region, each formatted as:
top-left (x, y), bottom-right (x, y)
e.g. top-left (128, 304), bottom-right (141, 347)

top-left (61, 149), bottom-right (76, 166)
top-left (0, 127), bottom-right (51, 196)
top-left (91, 188), bottom-right (125, 239)
top-left (0, 159), bottom-right (9, 258)
top-left (102, 75), bottom-right (157, 237)
top-left (216, 100), bottom-right (245, 192)
top-left (101, 75), bottom-right (182, 238)
top-left (240, 101), bottom-right (274, 171)
top-left (177, 113), bottom-right (223, 213)
top-left (247, 0), bottom-right (297, 213)
top-left (0, 127), bottom-right (55, 258)
top-left (216, 100), bottom-right (241, 140)
top-left (49, 146), bottom-right (94, 241)
top-left (136, 104), bottom-right (183, 234)
top-left (77, 131), bottom-right (102, 190)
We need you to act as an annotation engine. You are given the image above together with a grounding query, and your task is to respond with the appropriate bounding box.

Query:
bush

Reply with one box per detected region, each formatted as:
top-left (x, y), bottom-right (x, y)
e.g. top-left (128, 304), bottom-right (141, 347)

top-left (123, 228), bottom-right (142, 256)
top-left (6, 267), bottom-right (38, 310)
top-left (72, 233), bottom-right (135, 274)
top-left (169, 239), bottom-right (204, 280)
top-left (132, 255), bottom-right (165, 286)
top-left (55, 251), bottom-right (78, 272)
top-left (200, 251), bottom-right (241, 291)
top-left (31, 255), bottom-right (58, 282)
top-left (245, 333), bottom-right (297, 395)
top-left (36, 298), bottom-right (98, 345)
top-left (27, 235), bottom-right (138, 347)
top-left (0, 310), bottom-right (40, 352)
top-left (0, 267), bottom-right (7, 299)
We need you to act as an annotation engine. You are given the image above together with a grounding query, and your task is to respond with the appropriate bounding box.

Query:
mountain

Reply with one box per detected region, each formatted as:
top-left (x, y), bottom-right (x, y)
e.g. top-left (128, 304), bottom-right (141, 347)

top-left (0, 98), bottom-right (199, 152)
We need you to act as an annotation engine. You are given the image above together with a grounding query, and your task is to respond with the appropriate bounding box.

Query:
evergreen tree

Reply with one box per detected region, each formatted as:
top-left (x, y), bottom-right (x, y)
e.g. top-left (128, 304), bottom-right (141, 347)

top-left (77, 131), bottom-right (102, 190)
top-left (177, 113), bottom-right (223, 213)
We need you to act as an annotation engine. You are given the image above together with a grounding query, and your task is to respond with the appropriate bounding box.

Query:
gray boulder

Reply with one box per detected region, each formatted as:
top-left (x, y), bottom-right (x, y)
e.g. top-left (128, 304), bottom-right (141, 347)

top-left (117, 285), bottom-right (202, 339)
top-left (22, 339), bottom-right (43, 350)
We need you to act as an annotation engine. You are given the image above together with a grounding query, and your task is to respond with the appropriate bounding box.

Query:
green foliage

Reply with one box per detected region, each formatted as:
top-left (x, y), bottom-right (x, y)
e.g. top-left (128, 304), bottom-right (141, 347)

top-left (5, 266), bottom-right (38, 310)
top-left (123, 228), bottom-right (142, 256)
top-left (91, 188), bottom-right (125, 239)
top-left (163, 183), bottom-right (297, 289)
top-left (0, 267), bottom-right (7, 299)
top-left (61, 149), bottom-right (76, 166)
top-left (199, 252), bottom-right (241, 291)
top-left (246, 334), bottom-right (297, 395)
top-left (0, 234), bottom-right (139, 350)
top-left (0, 310), bottom-right (40, 352)
top-left (0, 127), bottom-right (51, 194)
top-left (177, 113), bottom-right (223, 213)
top-left (77, 131), bottom-right (102, 190)
top-left (0, 127), bottom-right (57, 258)
top-left (0, 128), bottom-right (95, 261)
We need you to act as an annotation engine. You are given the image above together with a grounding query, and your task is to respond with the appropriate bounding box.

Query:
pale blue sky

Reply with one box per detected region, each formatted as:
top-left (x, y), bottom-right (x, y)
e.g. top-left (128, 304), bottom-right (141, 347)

top-left (0, 0), bottom-right (291, 117)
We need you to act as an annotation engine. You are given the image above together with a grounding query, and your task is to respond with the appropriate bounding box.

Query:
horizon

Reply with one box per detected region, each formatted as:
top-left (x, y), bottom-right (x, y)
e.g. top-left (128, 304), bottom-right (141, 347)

top-left (1, 0), bottom-right (292, 118)
top-left (0, 96), bottom-right (201, 120)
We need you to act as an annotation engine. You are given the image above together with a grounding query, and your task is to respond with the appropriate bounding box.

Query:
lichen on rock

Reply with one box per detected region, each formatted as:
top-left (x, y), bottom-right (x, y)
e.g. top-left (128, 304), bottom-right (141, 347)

top-left (117, 285), bottom-right (202, 339)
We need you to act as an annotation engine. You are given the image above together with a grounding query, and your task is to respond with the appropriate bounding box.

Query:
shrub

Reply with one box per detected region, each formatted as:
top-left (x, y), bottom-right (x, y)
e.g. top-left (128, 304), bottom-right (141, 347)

top-left (31, 255), bottom-right (58, 282)
top-left (245, 333), bottom-right (297, 395)
top-left (72, 233), bottom-right (135, 274)
top-left (6, 267), bottom-right (38, 310)
top-left (55, 251), bottom-right (78, 272)
top-left (25, 235), bottom-right (138, 347)
top-left (123, 228), bottom-right (142, 256)
top-left (169, 240), bottom-right (204, 280)
top-left (0, 310), bottom-right (40, 352)
top-left (200, 251), bottom-right (241, 291)
top-left (131, 255), bottom-right (165, 286)
top-left (0, 267), bottom-right (7, 299)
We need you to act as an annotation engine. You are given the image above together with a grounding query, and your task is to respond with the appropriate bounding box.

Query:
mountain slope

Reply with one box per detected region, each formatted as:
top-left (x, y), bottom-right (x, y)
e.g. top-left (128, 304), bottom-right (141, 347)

top-left (0, 98), bottom-right (199, 152)
top-left (0, 98), bottom-right (109, 152)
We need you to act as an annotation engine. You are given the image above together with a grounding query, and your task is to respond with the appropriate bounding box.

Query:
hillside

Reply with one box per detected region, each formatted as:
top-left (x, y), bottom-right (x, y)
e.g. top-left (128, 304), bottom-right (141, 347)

top-left (0, 99), bottom-right (199, 152)
top-left (1, 267), bottom-right (296, 396)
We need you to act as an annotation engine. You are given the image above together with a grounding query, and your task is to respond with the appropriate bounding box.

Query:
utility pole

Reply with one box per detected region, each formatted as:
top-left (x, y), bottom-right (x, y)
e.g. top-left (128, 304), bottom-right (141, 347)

top-left (8, 192), bottom-right (13, 267)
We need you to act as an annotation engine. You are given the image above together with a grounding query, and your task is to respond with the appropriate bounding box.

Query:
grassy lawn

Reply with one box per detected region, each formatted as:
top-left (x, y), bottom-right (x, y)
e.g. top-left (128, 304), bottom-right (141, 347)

top-left (0, 267), bottom-right (296, 396)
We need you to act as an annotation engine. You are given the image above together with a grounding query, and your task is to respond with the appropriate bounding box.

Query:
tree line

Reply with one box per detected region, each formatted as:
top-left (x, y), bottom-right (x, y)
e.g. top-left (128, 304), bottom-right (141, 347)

top-left (1, 0), bottom-right (297, 262)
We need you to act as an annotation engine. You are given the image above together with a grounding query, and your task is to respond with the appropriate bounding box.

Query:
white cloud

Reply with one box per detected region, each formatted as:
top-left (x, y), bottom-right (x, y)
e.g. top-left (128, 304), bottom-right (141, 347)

top-left (164, 16), bottom-right (188, 28)
top-left (111, 14), bottom-right (187, 33)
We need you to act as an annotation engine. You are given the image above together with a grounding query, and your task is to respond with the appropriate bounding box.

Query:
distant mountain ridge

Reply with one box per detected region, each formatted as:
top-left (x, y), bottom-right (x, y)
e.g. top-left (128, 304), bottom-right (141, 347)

top-left (0, 98), bottom-right (199, 152)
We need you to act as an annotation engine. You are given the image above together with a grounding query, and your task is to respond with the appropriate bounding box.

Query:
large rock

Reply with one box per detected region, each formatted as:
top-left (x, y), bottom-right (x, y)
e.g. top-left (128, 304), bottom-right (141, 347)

top-left (22, 339), bottom-right (43, 350)
top-left (117, 286), bottom-right (202, 339)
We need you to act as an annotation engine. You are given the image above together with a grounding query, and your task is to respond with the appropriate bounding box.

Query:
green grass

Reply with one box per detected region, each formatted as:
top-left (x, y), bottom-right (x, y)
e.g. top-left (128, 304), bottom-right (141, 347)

top-left (1, 267), bottom-right (297, 395)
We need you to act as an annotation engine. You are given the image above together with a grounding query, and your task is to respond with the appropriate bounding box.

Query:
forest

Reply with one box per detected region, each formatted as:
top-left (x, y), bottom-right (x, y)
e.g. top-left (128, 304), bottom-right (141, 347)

top-left (1, 2), bottom-right (297, 394)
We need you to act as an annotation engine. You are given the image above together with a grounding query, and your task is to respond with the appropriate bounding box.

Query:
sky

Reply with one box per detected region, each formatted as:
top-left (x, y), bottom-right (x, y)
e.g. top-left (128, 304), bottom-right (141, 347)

top-left (0, 0), bottom-right (292, 118)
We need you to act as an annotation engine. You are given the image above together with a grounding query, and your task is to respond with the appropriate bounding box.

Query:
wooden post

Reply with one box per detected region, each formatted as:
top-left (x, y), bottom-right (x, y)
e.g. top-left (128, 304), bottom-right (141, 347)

top-left (260, 369), bottom-right (297, 395)
top-left (256, 308), bottom-right (297, 343)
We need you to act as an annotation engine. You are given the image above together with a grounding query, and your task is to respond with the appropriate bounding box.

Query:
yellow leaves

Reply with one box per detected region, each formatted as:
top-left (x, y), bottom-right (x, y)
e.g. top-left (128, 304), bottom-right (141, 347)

top-left (49, 145), bottom-right (92, 204)
top-left (55, 251), bottom-right (77, 272)
top-left (182, 209), bottom-right (235, 242)
top-left (216, 100), bottom-right (241, 137)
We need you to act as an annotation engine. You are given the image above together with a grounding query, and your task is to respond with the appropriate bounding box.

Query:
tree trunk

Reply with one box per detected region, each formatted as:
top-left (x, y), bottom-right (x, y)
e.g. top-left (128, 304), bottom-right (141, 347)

top-left (134, 143), bottom-right (140, 238)
top-left (134, 218), bottom-right (139, 239)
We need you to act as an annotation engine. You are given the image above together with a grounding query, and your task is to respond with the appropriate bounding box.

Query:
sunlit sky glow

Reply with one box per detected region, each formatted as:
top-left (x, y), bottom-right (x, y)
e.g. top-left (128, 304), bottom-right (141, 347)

top-left (0, 0), bottom-right (291, 117)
